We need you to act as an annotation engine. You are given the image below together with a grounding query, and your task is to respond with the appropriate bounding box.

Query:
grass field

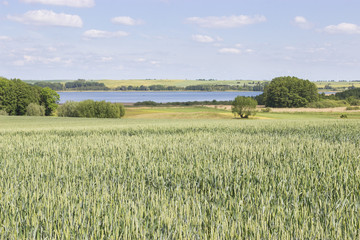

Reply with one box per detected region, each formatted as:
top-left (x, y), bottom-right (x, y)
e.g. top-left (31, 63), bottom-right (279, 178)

top-left (0, 115), bottom-right (360, 238)
top-left (124, 106), bottom-right (360, 120)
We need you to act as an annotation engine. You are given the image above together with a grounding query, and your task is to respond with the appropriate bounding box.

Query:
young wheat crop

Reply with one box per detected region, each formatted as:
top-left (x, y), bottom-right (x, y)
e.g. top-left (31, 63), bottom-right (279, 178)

top-left (0, 117), bottom-right (359, 239)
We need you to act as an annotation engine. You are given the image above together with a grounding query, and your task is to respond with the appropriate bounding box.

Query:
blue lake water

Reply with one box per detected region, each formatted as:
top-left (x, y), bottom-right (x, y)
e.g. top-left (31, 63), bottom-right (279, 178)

top-left (58, 91), bottom-right (263, 104)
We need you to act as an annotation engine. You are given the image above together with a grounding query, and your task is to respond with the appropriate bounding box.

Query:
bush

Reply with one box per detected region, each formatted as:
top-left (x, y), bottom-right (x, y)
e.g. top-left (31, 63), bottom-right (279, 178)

top-left (261, 107), bottom-right (272, 112)
top-left (0, 109), bottom-right (8, 116)
top-left (346, 106), bottom-right (360, 110)
top-left (340, 114), bottom-right (348, 119)
top-left (57, 101), bottom-right (80, 117)
top-left (58, 100), bottom-right (125, 118)
top-left (306, 100), bottom-right (348, 108)
top-left (26, 103), bottom-right (45, 116)
top-left (346, 96), bottom-right (360, 106)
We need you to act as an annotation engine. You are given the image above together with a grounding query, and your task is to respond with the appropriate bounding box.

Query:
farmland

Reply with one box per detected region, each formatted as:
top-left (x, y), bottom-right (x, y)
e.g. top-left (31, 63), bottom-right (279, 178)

top-left (0, 116), bottom-right (359, 238)
top-left (25, 79), bottom-right (360, 91)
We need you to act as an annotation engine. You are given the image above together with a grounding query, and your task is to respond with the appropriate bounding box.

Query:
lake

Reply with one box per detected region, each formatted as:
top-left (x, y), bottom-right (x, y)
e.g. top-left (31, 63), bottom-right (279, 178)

top-left (58, 91), bottom-right (263, 104)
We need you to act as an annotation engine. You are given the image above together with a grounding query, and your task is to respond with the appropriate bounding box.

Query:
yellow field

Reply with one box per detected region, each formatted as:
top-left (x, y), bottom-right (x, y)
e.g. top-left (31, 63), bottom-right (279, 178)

top-left (97, 79), bottom-right (360, 91)
top-left (98, 79), bottom-right (257, 88)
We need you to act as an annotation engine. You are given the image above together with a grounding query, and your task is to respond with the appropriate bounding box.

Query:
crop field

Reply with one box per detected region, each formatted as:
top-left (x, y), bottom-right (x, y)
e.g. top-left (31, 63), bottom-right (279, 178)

top-left (98, 79), bottom-right (261, 89)
top-left (0, 116), bottom-right (360, 239)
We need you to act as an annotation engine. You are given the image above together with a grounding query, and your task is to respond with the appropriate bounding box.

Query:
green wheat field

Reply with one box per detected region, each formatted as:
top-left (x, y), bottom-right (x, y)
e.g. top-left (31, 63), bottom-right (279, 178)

top-left (0, 116), bottom-right (359, 239)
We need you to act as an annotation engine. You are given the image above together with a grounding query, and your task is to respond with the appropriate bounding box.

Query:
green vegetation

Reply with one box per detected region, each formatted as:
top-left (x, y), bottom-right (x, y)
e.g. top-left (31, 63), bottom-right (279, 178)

top-left (305, 99), bottom-right (348, 108)
top-left (0, 77), bottom-right (59, 116)
top-left (65, 79), bottom-right (109, 91)
top-left (346, 106), bottom-right (360, 110)
top-left (231, 96), bottom-right (257, 118)
top-left (0, 117), bottom-right (359, 238)
top-left (58, 100), bottom-right (125, 118)
top-left (25, 103), bottom-right (45, 116)
top-left (263, 76), bottom-right (319, 107)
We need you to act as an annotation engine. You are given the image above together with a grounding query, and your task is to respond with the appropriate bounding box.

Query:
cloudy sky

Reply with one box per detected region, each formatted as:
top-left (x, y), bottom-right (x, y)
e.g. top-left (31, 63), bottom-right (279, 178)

top-left (1, 0), bottom-right (360, 80)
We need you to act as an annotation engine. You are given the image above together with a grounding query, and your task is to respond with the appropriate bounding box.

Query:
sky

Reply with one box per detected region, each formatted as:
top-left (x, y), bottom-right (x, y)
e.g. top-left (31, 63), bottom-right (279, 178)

top-left (0, 0), bottom-right (360, 81)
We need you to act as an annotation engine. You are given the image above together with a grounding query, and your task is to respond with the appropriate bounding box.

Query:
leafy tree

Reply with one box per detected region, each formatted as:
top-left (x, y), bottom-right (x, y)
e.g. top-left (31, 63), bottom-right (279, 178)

top-left (0, 77), bottom-right (41, 115)
top-left (232, 96), bottom-right (257, 118)
top-left (40, 87), bottom-right (60, 116)
top-left (335, 88), bottom-right (360, 100)
top-left (263, 76), bottom-right (318, 108)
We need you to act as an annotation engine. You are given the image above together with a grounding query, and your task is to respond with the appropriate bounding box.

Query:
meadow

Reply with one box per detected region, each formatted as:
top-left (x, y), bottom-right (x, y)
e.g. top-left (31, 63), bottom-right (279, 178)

top-left (0, 115), bottom-right (359, 239)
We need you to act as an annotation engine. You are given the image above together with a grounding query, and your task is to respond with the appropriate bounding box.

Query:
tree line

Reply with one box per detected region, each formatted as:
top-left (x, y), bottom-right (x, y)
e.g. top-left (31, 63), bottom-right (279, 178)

top-left (1, 77), bottom-right (126, 118)
top-left (34, 79), bottom-right (109, 91)
top-left (232, 76), bottom-right (360, 118)
top-left (0, 77), bottom-right (59, 116)
top-left (34, 80), bottom-right (268, 92)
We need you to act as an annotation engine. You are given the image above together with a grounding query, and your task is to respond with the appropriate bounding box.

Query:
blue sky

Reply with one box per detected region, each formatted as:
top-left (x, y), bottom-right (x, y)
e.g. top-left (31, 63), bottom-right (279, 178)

top-left (1, 0), bottom-right (360, 81)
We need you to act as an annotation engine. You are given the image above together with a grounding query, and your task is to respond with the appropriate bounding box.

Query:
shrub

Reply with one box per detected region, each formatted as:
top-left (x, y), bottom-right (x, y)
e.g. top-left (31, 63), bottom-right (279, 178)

top-left (261, 107), bottom-right (271, 112)
top-left (0, 109), bottom-right (8, 116)
top-left (346, 106), bottom-right (360, 110)
top-left (346, 96), bottom-right (360, 106)
top-left (57, 101), bottom-right (80, 117)
top-left (306, 100), bottom-right (348, 108)
top-left (58, 100), bottom-right (125, 118)
top-left (340, 114), bottom-right (348, 119)
top-left (26, 103), bottom-right (45, 116)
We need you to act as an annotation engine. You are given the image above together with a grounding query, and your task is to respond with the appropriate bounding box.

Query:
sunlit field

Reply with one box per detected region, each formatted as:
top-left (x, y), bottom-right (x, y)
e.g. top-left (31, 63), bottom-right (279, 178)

top-left (0, 116), bottom-right (359, 238)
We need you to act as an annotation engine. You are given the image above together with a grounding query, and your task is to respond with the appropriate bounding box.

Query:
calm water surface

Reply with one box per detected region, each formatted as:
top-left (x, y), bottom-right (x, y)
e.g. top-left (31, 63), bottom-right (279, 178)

top-left (58, 91), bottom-right (263, 104)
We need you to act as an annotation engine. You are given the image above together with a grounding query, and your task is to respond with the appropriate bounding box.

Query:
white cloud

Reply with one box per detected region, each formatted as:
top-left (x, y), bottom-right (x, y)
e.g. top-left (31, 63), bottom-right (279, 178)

top-left (20, 0), bottom-right (94, 8)
top-left (135, 58), bottom-right (147, 62)
top-left (100, 57), bottom-right (113, 62)
top-left (23, 55), bottom-right (65, 64)
top-left (112, 16), bottom-right (143, 26)
top-left (8, 10), bottom-right (83, 27)
top-left (0, 36), bottom-right (11, 41)
top-left (294, 16), bottom-right (312, 29)
top-left (2, 1), bottom-right (8, 6)
top-left (218, 48), bottom-right (241, 54)
top-left (324, 23), bottom-right (360, 34)
top-left (83, 29), bottom-right (129, 38)
top-left (192, 34), bottom-right (215, 43)
top-left (187, 15), bottom-right (266, 28)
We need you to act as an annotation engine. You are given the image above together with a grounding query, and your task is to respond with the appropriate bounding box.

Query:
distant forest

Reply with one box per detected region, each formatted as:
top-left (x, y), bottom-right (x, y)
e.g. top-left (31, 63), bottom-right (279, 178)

top-left (33, 79), bottom-right (268, 92)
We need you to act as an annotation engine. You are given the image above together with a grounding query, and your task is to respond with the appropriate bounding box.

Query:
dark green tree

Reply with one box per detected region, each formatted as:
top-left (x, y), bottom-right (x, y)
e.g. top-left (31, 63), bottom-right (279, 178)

top-left (263, 76), bottom-right (318, 107)
top-left (0, 77), bottom-right (40, 115)
top-left (232, 96), bottom-right (257, 118)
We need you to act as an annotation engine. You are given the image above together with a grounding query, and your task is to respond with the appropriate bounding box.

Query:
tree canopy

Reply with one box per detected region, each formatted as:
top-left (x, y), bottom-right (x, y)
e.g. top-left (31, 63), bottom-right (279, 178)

top-left (232, 96), bottom-right (257, 118)
top-left (0, 77), bottom-right (59, 116)
top-left (263, 76), bottom-right (318, 108)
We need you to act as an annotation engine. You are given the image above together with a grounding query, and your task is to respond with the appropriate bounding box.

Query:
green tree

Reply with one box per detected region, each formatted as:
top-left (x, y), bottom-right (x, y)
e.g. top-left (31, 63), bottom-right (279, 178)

top-left (232, 96), bottom-right (257, 118)
top-left (40, 87), bottom-right (60, 116)
top-left (0, 77), bottom-right (41, 115)
top-left (263, 76), bottom-right (318, 108)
